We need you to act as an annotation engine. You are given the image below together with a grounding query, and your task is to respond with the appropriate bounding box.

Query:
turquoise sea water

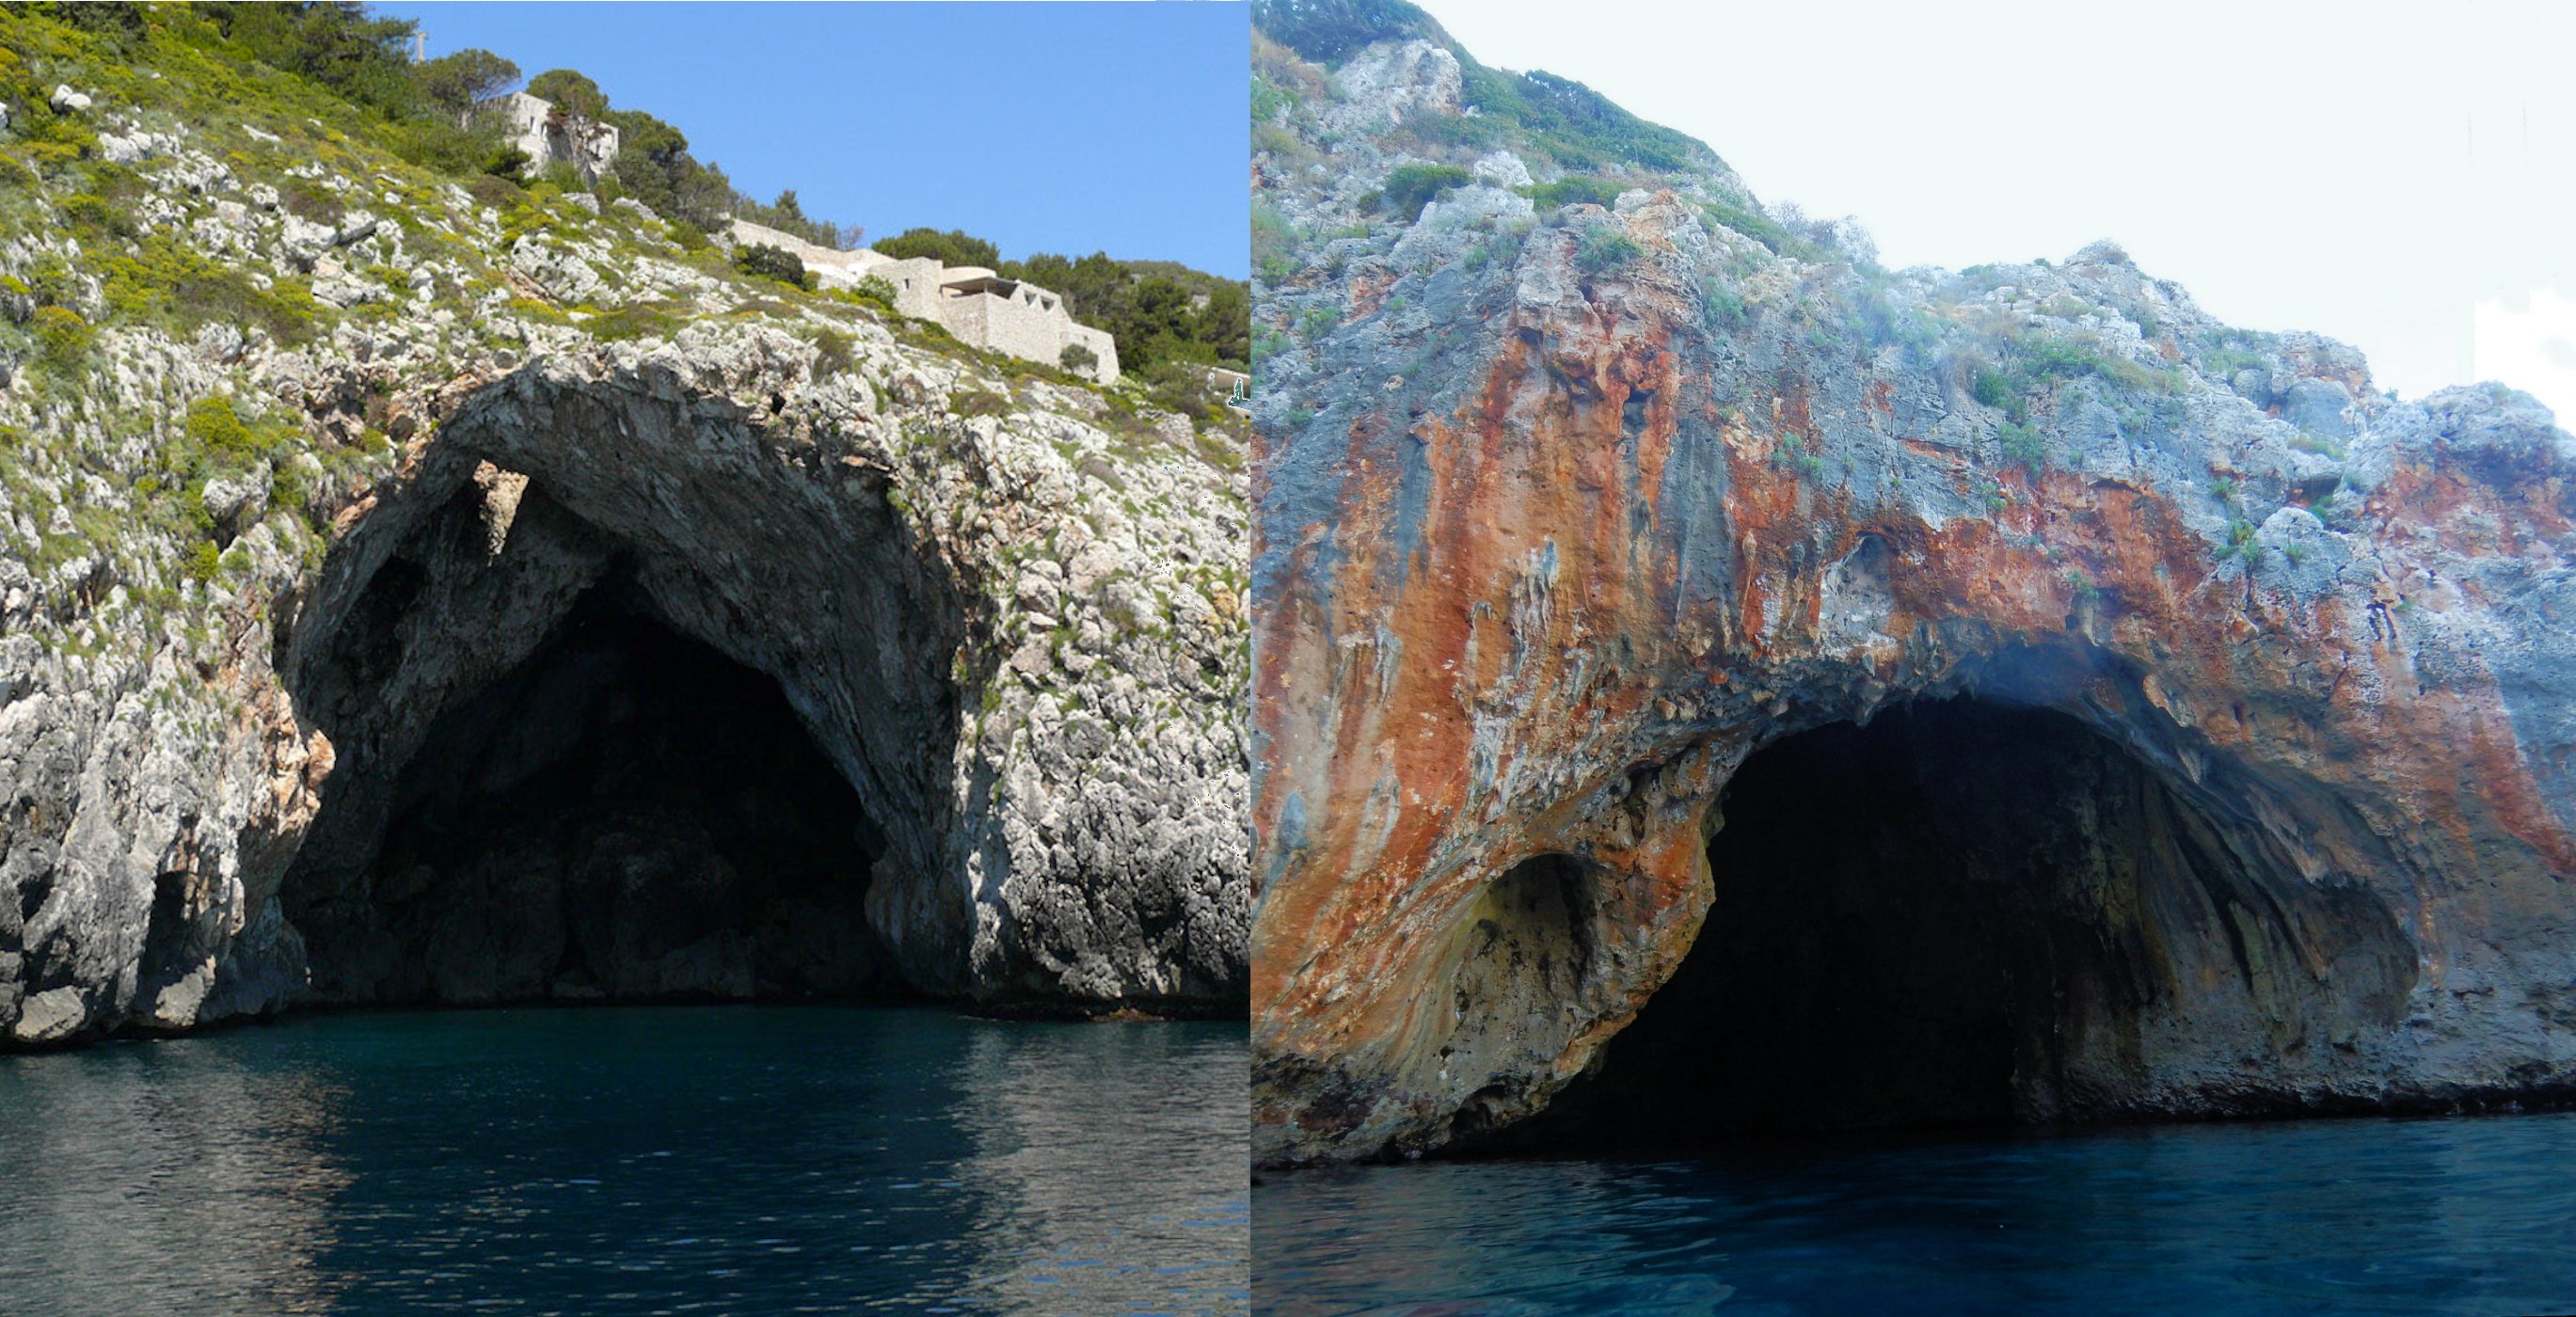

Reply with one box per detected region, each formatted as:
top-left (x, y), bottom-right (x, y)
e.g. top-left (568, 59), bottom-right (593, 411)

top-left (1254, 1112), bottom-right (2576, 1315)
top-left (0, 1006), bottom-right (1248, 1315)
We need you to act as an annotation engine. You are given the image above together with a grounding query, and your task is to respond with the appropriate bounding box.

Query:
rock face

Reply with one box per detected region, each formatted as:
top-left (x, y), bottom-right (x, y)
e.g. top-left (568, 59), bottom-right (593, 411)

top-left (0, 14), bottom-right (1248, 1044)
top-left (1249, 9), bottom-right (2576, 1164)
top-left (269, 348), bottom-right (1248, 1016)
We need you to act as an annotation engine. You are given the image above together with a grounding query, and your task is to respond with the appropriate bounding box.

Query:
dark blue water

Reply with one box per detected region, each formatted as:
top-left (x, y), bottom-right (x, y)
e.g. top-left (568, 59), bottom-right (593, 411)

top-left (1254, 1114), bottom-right (2576, 1315)
top-left (0, 1006), bottom-right (1247, 1315)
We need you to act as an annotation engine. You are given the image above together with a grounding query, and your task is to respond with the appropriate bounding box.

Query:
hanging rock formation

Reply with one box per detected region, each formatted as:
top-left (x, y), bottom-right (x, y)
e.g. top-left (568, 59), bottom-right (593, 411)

top-left (1248, 5), bottom-right (2576, 1164)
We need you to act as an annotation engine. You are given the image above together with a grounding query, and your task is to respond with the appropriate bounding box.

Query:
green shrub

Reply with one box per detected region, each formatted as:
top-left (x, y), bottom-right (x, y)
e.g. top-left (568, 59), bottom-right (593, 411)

top-left (61, 193), bottom-right (139, 241)
top-left (279, 182), bottom-right (342, 226)
top-left (1452, 60), bottom-right (1715, 174)
top-left (950, 389), bottom-right (1010, 420)
top-left (581, 302), bottom-right (685, 341)
top-left (1972, 367), bottom-right (2017, 412)
top-left (1376, 164), bottom-right (1472, 221)
top-left (873, 227), bottom-right (1001, 269)
top-left (1251, 72), bottom-right (1292, 124)
top-left (100, 236), bottom-right (322, 347)
top-left (1252, 201), bottom-right (1297, 284)
top-left (183, 541), bottom-right (220, 582)
top-left (732, 242), bottom-right (805, 288)
top-left (1060, 342), bottom-right (1100, 374)
top-left (2225, 518), bottom-right (2263, 568)
top-left (1255, 0), bottom-right (1439, 64)
top-left (462, 172), bottom-right (524, 214)
top-left (1519, 177), bottom-right (1620, 211)
top-left (1575, 226), bottom-right (1642, 276)
top-left (2290, 431), bottom-right (2346, 460)
top-left (2200, 346), bottom-right (2267, 377)
top-left (1701, 198), bottom-right (1823, 262)
top-left (31, 306), bottom-right (93, 369)
top-left (849, 275), bottom-right (899, 314)
top-left (1997, 421), bottom-right (2049, 470)
top-left (271, 463), bottom-right (310, 511)
top-left (185, 395), bottom-right (264, 460)
top-left (526, 68), bottom-right (610, 120)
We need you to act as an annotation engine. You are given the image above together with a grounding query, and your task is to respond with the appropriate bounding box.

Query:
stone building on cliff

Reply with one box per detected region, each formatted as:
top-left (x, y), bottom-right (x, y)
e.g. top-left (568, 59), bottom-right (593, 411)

top-left (727, 218), bottom-right (1121, 384)
top-left (489, 95), bottom-right (1116, 384)
top-left (497, 90), bottom-right (619, 182)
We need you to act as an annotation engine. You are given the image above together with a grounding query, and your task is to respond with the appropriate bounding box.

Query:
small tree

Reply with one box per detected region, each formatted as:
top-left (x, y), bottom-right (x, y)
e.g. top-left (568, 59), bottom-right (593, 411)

top-left (1575, 226), bottom-right (1643, 276)
top-left (733, 243), bottom-right (805, 289)
top-left (851, 276), bottom-right (900, 313)
top-left (525, 68), bottom-right (609, 120)
top-left (417, 48), bottom-right (520, 115)
top-left (1060, 343), bottom-right (1099, 375)
top-left (483, 145), bottom-right (532, 184)
top-left (873, 228), bottom-right (1003, 270)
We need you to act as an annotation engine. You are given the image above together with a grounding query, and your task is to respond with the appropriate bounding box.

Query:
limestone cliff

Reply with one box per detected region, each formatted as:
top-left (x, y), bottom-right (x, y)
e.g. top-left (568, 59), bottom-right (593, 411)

top-left (1250, 2), bottom-right (2576, 1164)
top-left (0, 13), bottom-right (1248, 1043)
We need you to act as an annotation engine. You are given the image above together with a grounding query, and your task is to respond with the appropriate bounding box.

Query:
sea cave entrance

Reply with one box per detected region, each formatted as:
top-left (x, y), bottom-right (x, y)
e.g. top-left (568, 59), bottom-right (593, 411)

top-left (274, 470), bottom-right (911, 1008)
top-left (1518, 695), bottom-right (2415, 1150)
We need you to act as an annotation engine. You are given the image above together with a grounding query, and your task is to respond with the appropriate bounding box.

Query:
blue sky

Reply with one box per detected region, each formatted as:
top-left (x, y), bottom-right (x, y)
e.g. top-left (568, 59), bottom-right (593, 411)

top-left (374, 2), bottom-right (1248, 278)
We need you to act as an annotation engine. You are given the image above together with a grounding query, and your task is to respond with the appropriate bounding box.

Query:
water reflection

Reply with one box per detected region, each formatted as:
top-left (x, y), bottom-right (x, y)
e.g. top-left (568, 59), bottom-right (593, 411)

top-left (1255, 1114), bottom-right (2576, 1316)
top-left (952, 1023), bottom-right (1251, 1313)
top-left (0, 1006), bottom-right (1248, 1315)
top-left (0, 1038), bottom-right (353, 1315)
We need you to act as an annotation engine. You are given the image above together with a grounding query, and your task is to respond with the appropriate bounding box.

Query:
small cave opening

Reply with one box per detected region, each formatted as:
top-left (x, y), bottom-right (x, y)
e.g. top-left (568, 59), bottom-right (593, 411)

top-left (1516, 695), bottom-right (2414, 1151)
top-left (282, 568), bottom-right (893, 1008)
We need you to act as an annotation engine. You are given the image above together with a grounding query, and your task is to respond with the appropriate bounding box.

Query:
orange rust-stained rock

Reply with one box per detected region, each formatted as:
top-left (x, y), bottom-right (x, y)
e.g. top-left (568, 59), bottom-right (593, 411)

top-left (1249, 35), bottom-right (2576, 1165)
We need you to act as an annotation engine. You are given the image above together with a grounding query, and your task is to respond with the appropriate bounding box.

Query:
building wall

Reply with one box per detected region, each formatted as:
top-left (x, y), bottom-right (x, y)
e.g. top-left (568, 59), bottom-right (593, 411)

top-left (727, 219), bottom-right (1120, 383)
top-left (500, 92), bottom-right (619, 180)
top-left (876, 258), bottom-right (947, 321)
top-left (1067, 325), bottom-right (1121, 383)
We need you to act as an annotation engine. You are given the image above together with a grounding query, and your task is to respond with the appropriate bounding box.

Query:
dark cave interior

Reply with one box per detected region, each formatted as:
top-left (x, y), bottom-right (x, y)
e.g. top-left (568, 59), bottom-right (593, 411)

top-left (286, 571), bottom-right (891, 1006)
top-left (1513, 695), bottom-right (2413, 1151)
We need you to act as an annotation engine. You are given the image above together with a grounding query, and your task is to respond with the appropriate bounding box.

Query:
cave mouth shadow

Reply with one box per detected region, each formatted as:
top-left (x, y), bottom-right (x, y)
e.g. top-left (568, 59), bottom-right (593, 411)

top-left (1513, 694), bottom-right (2414, 1154)
top-left (282, 567), bottom-right (895, 1008)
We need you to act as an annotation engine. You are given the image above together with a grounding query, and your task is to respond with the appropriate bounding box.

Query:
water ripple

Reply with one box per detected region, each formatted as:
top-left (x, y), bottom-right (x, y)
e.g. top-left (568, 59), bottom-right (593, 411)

top-left (0, 1005), bottom-right (1247, 1316)
top-left (1255, 1116), bottom-right (2576, 1315)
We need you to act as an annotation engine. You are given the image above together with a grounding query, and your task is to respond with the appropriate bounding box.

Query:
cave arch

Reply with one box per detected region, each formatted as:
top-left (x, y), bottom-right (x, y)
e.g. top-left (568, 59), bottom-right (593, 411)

top-left (282, 564), bottom-right (889, 1004)
top-left (262, 373), bottom-right (983, 1009)
top-left (1517, 694), bottom-right (2421, 1150)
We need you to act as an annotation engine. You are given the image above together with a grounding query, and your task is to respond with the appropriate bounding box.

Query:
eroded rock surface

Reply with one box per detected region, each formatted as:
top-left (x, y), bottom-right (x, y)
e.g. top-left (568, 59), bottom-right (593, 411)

top-left (1249, 12), bottom-right (2576, 1163)
top-left (0, 20), bottom-right (1248, 1041)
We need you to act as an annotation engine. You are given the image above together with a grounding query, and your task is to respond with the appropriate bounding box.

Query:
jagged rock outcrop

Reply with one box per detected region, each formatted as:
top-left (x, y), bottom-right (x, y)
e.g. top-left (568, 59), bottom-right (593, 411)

top-left (1249, 6), bottom-right (2576, 1164)
top-left (0, 15), bottom-right (1248, 1043)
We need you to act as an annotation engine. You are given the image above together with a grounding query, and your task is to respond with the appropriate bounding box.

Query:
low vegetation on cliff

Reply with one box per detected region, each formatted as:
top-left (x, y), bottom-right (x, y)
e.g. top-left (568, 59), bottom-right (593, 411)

top-left (0, 2), bottom-right (1249, 1039)
top-left (1248, 0), bottom-right (2576, 1165)
top-left (1247, 0), bottom-right (2531, 571)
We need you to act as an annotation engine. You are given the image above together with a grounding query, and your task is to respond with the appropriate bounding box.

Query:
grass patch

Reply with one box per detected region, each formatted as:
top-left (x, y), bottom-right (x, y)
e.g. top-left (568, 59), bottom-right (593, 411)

top-left (101, 234), bottom-right (321, 346)
top-left (1700, 198), bottom-right (1824, 262)
top-left (1576, 226), bottom-right (1642, 276)
top-left (1997, 421), bottom-right (2049, 470)
top-left (580, 301), bottom-right (688, 341)
top-left (1519, 177), bottom-right (1621, 211)
top-left (1375, 164), bottom-right (1472, 221)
